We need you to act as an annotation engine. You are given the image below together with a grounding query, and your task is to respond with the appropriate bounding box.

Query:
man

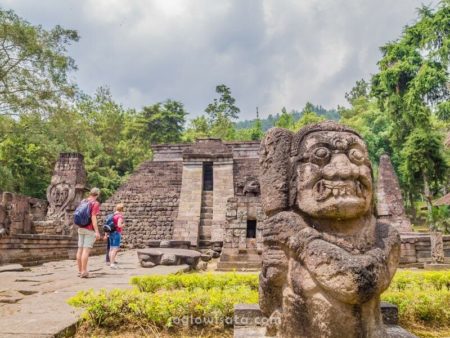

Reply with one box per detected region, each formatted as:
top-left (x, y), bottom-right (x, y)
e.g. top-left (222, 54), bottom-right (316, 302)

top-left (76, 187), bottom-right (101, 278)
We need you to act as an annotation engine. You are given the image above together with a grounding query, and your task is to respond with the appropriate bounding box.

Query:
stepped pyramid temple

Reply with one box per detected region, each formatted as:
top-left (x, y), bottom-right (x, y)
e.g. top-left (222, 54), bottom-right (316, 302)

top-left (1, 138), bottom-right (449, 268)
top-left (101, 138), bottom-right (264, 270)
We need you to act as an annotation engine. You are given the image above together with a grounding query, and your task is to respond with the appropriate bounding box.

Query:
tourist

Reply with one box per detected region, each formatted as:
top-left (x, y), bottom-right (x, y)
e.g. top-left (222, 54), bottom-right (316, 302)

top-left (109, 203), bottom-right (125, 269)
top-left (76, 188), bottom-right (101, 278)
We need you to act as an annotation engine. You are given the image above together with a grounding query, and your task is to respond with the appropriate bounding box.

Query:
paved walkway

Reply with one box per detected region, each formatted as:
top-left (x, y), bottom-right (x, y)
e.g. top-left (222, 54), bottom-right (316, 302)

top-left (0, 250), bottom-right (187, 338)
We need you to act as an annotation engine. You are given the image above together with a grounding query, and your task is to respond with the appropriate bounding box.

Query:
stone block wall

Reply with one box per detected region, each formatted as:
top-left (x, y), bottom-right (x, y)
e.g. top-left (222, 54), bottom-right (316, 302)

top-left (101, 160), bottom-right (182, 248)
top-left (223, 196), bottom-right (265, 252)
top-left (400, 234), bottom-right (450, 266)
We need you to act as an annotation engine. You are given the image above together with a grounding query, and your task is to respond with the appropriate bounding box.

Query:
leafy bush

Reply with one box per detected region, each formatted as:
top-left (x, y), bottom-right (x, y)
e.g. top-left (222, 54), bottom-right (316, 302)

top-left (69, 273), bottom-right (258, 329)
top-left (130, 273), bottom-right (259, 293)
top-left (381, 270), bottom-right (450, 329)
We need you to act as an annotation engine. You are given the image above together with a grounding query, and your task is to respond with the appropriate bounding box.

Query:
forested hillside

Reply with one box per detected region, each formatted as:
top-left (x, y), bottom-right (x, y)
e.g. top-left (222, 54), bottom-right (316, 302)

top-left (235, 105), bottom-right (339, 131)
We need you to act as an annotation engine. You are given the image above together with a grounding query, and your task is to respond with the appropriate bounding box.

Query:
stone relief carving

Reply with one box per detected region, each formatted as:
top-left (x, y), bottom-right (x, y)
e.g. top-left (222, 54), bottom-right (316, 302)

top-left (44, 153), bottom-right (86, 235)
top-left (46, 183), bottom-right (75, 220)
top-left (237, 177), bottom-right (260, 196)
top-left (259, 121), bottom-right (400, 338)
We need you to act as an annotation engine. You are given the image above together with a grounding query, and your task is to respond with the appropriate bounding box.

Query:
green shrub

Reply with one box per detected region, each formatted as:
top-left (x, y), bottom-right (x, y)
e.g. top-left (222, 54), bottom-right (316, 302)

top-left (130, 272), bottom-right (259, 293)
top-left (69, 273), bottom-right (258, 329)
top-left (381, 270), bottom-right (450, 328)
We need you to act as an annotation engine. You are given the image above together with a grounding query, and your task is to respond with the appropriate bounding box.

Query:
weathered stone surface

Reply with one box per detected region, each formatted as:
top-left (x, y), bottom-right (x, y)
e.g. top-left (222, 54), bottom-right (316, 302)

top-left (0, 250), bottom-right (187, 338)
top-left (376, 154), bottom-right (412, 232)
top-left (0, 264), bottom-right (25, 273)
top-left (259, 121), bottom-right (401, 338)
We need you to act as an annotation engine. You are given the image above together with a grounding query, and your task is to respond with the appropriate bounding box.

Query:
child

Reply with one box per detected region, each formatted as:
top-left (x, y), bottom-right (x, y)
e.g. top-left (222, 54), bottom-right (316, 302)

top-left (109, 203), bottom-right (125, 269)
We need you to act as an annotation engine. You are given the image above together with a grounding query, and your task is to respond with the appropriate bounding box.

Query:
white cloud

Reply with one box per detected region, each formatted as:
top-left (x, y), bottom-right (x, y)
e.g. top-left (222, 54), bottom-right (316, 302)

top-left (1, 0), bottom-right (435, 119)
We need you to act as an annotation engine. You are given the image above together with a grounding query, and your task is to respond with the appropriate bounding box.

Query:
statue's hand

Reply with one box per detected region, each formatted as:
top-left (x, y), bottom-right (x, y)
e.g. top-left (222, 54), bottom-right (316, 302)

top-left (288, 226), bottom-right (321, 259)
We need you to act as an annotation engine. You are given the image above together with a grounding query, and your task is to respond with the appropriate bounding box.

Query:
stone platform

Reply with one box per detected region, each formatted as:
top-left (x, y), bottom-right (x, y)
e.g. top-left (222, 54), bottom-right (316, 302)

top-left (0, 249), bottom-right (187, 338)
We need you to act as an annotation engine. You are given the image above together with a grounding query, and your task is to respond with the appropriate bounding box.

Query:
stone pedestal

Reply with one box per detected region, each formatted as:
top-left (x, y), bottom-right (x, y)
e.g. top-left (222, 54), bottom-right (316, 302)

top-left (233, 303), bottom-right (416, 338)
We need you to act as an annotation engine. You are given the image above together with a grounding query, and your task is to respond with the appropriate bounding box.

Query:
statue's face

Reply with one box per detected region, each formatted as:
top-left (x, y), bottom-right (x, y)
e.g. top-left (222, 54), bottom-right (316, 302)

top-left (295, 131), bottom-right (372, 219)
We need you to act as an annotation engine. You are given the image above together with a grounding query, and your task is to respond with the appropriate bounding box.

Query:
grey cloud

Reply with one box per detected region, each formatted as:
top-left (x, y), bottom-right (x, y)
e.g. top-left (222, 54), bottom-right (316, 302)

top-left (1, 0), bottom-right (433, 119)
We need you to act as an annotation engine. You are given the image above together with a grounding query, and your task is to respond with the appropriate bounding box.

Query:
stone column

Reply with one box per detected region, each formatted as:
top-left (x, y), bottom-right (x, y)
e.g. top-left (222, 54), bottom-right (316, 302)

top-left (211, 159), bottom-right (234, 244)
top-left (172, 160), bottom-right (203, 246)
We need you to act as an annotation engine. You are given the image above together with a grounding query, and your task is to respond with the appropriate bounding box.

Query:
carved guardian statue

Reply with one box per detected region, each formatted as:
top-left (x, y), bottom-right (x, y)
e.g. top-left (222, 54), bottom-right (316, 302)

top-left (259, 121), bottom-right (400, 338)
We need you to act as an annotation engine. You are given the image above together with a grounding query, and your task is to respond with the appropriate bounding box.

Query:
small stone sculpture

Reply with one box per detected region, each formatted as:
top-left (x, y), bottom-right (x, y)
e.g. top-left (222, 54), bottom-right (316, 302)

top-left (259, 122), bottom-right (400, 338)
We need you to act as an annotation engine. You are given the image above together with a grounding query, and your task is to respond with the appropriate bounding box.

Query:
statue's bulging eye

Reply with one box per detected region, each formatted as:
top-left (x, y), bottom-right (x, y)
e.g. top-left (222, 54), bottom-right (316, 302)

top-left (349, 148), bottom-right (365, 164)
top-left (311, 147), bottom-right (331, 165)
top-left (314, 147), bottom-right (330, 159)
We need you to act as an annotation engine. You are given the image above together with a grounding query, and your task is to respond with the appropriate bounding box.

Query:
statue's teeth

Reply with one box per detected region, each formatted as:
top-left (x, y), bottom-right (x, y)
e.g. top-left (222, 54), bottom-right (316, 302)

top-left (332, 188), bottom-right (339, 197)
top-left (356, 181), bottom-right (362, 196)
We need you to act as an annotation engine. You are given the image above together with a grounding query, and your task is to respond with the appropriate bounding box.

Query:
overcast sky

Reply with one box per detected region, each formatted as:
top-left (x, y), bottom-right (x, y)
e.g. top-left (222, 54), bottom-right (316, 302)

top-left (1, 0), bottom-right (435, 120)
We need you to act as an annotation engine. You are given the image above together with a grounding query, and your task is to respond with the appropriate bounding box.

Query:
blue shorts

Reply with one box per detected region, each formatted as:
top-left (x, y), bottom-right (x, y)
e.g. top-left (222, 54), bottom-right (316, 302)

top-left (109, 232), bottom-right (121, 249)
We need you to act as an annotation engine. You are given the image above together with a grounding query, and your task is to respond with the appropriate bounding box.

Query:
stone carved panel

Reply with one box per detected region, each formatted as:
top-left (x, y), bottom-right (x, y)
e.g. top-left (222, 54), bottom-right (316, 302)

top-left (259, 122), bottom-right (400, 338)
top-left (236, 177), bottom-right (260, 196)
top-left (46, 153), bottom-right (86, 235)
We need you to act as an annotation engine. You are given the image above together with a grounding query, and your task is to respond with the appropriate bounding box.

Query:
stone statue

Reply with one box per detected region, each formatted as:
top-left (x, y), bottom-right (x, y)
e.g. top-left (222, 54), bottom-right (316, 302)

top-left (259, 121), bottom-right (400, 338)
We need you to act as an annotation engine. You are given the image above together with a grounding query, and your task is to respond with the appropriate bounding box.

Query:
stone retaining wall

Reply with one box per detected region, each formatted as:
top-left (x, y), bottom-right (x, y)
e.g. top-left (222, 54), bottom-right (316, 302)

top-left (0, 234), bottom-right (104, 266)
top-left (400, 233), bottom-right (450, 266)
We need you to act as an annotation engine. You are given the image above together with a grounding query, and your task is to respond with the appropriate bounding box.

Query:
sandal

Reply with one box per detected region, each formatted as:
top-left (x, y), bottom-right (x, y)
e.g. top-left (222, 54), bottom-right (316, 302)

top-left (80, 272), bottom-right (90, 278)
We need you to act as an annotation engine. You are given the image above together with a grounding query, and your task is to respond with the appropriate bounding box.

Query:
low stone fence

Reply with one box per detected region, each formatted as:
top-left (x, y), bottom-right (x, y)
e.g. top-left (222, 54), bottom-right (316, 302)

top-left (400, 233), bottom-right (450, 266)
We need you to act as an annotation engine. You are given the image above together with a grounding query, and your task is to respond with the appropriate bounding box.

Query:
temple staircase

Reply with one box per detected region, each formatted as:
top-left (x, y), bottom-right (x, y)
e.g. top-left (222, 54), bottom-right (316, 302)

top-left (198, 191), bottom-right (213, 250)
top-left (216, 245), bottom-right (262, 271)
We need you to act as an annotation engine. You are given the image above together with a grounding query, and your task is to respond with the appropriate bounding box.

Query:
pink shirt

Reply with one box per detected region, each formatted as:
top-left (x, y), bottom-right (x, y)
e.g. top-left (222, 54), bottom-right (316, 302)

top-left (113, 213), bottom-right (123, 234)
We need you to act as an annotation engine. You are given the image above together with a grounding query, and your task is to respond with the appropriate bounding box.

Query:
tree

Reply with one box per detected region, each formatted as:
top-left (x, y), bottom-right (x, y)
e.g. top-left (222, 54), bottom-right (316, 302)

top-left (249, 108), bottom-right (264, 140)
top-left (140, 99), bottom-right (187, 144)
top-left (200, 84), bottom-right (240, 141)
top-left (0, 9), bottom-right (79, 115)
top-left (293, 102), bottom-right (326, 131)
top-left (344, 79), bottom-right (369, 105)
top-left (275, 107), bottom-right (294, 129)
top-left (205, 84), bottom-right (240, 123)
top-left (339, 81), bottom-right (392, 164)
top-left (371, 1), bottom-right (449, 219)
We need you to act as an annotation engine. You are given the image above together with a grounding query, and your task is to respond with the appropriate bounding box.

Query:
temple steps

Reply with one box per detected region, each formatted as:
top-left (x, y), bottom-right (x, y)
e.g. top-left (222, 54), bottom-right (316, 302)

top-left (198, 191), bottom-right (213, 249)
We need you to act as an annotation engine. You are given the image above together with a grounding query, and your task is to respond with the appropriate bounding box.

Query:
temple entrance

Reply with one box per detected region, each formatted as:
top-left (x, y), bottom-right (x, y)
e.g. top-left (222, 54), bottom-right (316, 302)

top-left (203, 162), bottom-right (213, 191)
top-left (246, 220), bottom-right (256, 238)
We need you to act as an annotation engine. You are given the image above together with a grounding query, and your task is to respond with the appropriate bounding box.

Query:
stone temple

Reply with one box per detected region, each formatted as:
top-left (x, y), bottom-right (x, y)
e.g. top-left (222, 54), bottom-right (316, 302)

top-left (101, 138), bottom-right (265, 270)
top-left (1, 137), bottom-right (449, 268)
